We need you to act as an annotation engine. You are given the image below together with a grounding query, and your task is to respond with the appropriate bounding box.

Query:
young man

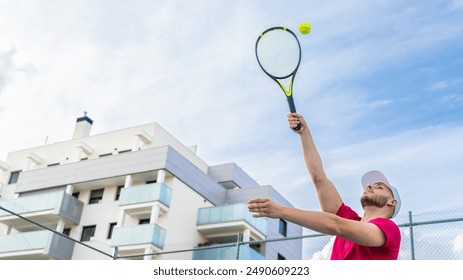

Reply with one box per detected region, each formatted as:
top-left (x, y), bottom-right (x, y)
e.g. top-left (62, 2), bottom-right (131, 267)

top-left (248, 113), bottom-right (401, 260)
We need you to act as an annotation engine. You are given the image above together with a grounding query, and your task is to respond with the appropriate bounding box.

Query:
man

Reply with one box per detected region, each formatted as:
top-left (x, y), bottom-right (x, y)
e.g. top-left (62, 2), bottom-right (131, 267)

top-left (248, 113), bottom-right (401, 260)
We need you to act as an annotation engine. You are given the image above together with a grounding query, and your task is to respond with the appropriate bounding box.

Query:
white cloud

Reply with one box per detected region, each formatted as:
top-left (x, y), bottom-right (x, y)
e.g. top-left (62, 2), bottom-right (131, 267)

top-left (426, 79), bottom-right (463, 92)
top-left (263, 124), bottom-right (463, 215)
top-left (309, 236), bottom-right (335, 260)
top-left (450, 0), bottom-right (463, 10)
top-left (453, 233), bottom-right (463, 252)
top-left (0, 47), bottom-right (16, 92)
top-left (0, 1), bottom-right (261, 158)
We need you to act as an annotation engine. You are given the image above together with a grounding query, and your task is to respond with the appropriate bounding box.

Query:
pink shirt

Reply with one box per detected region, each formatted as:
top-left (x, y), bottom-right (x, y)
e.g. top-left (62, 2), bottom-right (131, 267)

top-left (330, 203), bottom-right (401, 260)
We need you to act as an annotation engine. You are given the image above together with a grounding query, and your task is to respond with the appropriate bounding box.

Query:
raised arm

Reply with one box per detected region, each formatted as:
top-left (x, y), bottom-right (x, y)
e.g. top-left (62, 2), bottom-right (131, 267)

top-left (288, 113), bottom-right (342, 214)
top-left (248, 198), bottom-right (386, 247)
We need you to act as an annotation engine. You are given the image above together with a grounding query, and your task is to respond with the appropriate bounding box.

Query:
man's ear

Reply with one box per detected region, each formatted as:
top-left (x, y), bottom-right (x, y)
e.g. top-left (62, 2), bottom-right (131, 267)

top-left (387, 198), bottom-right (397, 207)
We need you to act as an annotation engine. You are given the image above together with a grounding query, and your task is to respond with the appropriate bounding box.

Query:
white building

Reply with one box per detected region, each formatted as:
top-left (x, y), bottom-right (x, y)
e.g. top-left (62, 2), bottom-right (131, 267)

top-left (0, 116), bottom-right (302, 260)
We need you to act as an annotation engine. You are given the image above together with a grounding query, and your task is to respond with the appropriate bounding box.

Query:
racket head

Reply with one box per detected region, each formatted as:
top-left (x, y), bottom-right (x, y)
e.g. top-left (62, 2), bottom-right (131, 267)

top-left (255, 27), bottom-right (302, 80)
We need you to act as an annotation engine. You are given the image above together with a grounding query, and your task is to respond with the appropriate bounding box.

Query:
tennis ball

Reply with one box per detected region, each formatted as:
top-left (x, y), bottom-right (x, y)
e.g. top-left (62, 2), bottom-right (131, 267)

top-left (299, 22), bottom-right (311, 35)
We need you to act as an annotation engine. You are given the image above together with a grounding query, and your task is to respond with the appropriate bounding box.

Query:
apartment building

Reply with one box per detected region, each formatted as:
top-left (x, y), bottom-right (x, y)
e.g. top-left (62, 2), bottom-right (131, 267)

top-left (0, 116), bottom-right (302, 260)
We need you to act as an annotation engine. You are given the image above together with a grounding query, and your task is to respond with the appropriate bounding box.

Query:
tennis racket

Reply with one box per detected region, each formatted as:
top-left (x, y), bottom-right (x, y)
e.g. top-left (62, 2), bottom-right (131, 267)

top-left (255, 26), bottom-right (302, 130)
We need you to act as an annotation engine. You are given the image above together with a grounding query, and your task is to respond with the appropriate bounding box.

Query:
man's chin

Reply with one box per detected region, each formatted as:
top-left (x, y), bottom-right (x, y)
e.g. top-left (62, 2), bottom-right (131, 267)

top-left (361, 196), bottom-right (387, 208)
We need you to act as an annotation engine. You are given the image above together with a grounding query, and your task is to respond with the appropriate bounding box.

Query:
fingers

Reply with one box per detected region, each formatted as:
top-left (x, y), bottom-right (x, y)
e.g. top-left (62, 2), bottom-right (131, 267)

top-left (288, 112), bottom-right (301, 118)
top-left (252, 212), bottom-right (266, 218)
top-left (287, 113), bottom-right (303, 131)
top-left (287, 113), bottom-right (299, 122)
top-left (247, 200), bottom-right (268, 211)
top-left (247, 198), bottom-right (270, 217)
top-left (248, 198), bottom-right (268, 204)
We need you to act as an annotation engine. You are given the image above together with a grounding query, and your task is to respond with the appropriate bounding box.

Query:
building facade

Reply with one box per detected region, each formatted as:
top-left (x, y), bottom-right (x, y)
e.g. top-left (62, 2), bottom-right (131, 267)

top-left (0, 116), bottom-right (302, 260)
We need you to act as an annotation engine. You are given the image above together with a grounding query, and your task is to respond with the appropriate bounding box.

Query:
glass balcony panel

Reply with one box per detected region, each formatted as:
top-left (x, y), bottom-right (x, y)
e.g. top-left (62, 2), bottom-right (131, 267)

top-left (119, 183), bottom-right (172, 207)
top-left (112, 223), bottom-right (166, 249)
top-left (0, 192), bottom-right (62, 217)
top-left (193, 244), bottom-right (265, 260)
top-left (0, 191), bottom-right (83, 224)
top-left (58, 193), bottom-right (84, 224)
top-left (0, 230), bottom-right (49, 253)
top-left (209, 206), bottom-right (221, 223)
top-left (197, 203), bottom-right (266, 235)
top-left (0, 230), bottom-right (74, 259)
top-left (222, 205), bottom-right (234, 222)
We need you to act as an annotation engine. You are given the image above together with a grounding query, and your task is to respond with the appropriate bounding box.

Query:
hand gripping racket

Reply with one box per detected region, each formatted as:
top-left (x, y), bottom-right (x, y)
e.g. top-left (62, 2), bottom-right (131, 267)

top-left (255, 27), bottom-right (302, 130)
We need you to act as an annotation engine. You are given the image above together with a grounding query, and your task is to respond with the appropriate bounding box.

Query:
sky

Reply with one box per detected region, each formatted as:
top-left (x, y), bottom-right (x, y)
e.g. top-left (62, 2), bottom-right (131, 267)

top-left (1, 0), bottom-right (463, 224)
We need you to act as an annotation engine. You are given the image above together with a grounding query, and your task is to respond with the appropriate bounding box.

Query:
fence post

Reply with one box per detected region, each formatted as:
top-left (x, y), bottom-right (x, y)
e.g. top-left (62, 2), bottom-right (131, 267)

top-left (113, 246), bottom-right (118, 260)
top-left (236, 233), bottom-right (242, 260)
top-left (409, 211), bottom-right (415, 260)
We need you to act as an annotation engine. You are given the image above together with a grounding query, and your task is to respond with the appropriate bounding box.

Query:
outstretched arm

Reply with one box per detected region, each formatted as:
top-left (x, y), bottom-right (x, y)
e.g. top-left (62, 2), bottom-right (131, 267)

top-left (248, 198), bottom-right (386, 247)
top-left (288, 113), bottom-right (342, 214)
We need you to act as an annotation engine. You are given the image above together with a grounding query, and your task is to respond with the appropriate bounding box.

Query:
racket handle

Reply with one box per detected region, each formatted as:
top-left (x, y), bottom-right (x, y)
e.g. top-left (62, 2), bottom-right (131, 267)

top-left (287, 96), bottom-right (301, 130)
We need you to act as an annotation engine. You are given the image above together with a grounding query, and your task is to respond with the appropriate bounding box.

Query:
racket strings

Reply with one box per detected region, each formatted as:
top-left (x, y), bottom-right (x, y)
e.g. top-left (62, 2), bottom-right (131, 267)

top-left (256, 29), bottom-right (301, 79)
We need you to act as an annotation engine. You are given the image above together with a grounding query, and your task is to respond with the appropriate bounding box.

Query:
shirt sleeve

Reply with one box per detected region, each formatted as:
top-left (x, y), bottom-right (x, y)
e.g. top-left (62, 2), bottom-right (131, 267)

top-left (369, 218), bottom-right (401, 249)
top-left (335, 203), bottom-right (361, 221)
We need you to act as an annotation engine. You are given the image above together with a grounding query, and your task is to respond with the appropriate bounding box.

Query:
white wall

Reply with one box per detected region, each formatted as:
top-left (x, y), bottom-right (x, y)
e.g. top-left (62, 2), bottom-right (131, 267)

top-left (158, 176), bottom-right (213, 260)
top-left (2, 122), bottom-right (209, 180)
top-left (70, 185), bottom-right (120, 260)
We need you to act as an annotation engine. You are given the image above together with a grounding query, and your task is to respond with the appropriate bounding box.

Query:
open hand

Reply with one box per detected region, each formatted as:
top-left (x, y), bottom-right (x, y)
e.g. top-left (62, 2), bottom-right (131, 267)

top-left (248, 198), bottom-right (284, 219)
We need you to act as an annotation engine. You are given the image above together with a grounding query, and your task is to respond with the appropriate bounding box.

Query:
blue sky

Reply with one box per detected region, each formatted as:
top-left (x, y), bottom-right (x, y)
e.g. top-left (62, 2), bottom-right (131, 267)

top-left (1, 0), bottom-right (462, 223)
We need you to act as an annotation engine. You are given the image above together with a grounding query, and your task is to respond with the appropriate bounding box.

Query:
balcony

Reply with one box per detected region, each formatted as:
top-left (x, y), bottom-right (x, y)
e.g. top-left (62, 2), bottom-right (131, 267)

top-left (0, 191), bottom-right (84, 230)
top-left (112, 223), bottom-right (166, 256)
top-left (0, 230), bottom-right (74, 260)
top-left (197, 203), bottom-right (266, 241)
top-left (118, 183), bottom-right (172, 218)
top-left (193, 244), bottom-right (265, 260)
top-left (15, 147), bottom-right (170, 193)
top-left (16, 146), bottom-right (227, 206)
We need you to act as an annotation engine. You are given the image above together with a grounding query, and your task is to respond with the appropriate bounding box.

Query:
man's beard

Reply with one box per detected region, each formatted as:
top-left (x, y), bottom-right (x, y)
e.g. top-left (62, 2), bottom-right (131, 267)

top-left (361, 194), bottom-right (388, 208)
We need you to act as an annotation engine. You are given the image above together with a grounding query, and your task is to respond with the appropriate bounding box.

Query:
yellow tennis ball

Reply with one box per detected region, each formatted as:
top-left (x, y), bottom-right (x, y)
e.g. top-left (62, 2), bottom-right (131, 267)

top-left (299, 22), bottom-right (311, 35)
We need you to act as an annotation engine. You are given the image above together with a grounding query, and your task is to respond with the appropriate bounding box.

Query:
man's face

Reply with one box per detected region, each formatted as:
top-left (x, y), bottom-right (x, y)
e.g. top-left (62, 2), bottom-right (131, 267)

top-left (360, 182), bottom-right (393, 208)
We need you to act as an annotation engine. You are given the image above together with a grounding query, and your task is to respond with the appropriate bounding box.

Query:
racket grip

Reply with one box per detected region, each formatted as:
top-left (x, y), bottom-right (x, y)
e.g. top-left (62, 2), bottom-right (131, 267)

top-left (287, 96), bottom-right (301, 130)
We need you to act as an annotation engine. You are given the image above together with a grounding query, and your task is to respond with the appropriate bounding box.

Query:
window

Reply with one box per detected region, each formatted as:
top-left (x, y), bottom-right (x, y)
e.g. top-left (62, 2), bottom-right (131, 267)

top-left (107, 223), bottom-right (117, 239)
top-left (8, 171), bottom-right (21, 184)
top-left (47, 163), bottom-right (60, 167)
top-left (250, 242), bottom-right (261, 253)
top-left (277, 253), bottom-right (286, 260)
top-left (63, 228), bottom-right (71, 236)
top-left (115, 185), bottom-right (124, 201)
top-left (146, 180), bottom-right (157, 184)
top-left (81, 225), bottom-right (96, 242)
top-left (279, 219), bottom-right (287, 237)
top-left (139, 218), bottom-right (150, 224)
top-left (89, 189), bottom-right (104, 204)
top-left (72, 192), bottom-right (80, 199)
top-left (118, 149), bottom-right (131, 154)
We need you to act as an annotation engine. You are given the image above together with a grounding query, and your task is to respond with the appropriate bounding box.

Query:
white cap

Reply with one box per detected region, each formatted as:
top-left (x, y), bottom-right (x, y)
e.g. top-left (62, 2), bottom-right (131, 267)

top-left (361, 170), bottom-right (401, 218)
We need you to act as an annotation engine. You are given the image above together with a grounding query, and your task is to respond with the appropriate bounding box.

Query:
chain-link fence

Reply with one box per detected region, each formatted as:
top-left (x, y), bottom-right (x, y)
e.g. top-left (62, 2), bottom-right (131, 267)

top-left (396, 209), bottom-right (463, 260)
top-left (1, 204), bottom-right (462, 260)
top-left (117, 208), bottom-right (463, 260)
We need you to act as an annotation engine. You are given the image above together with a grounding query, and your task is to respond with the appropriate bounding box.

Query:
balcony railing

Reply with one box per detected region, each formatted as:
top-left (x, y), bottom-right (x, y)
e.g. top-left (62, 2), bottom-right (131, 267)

top-left (119, 183), bottom-right (172, 208)
top-left (192, 244), bottom-right (265, 260)
top-left (0, 191), bottom-right (84, 225)
top-left (197, 203), bottom-right (266, 236)
top-left (112, 223), bottom-right (166, 249)
top-left (0, 230), bottom-right (74, 260)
